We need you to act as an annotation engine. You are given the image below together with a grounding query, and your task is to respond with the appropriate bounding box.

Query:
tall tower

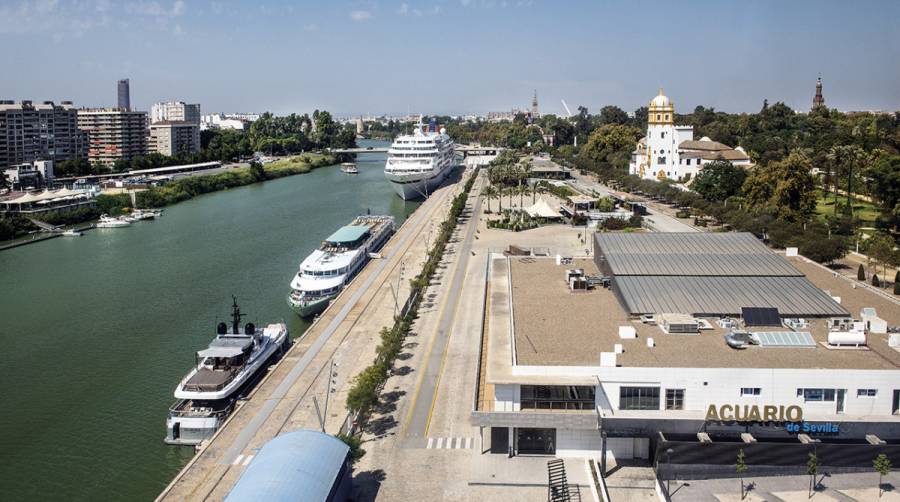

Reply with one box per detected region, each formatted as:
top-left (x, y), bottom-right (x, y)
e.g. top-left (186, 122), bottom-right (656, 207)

top-left (531, 90), bottom-right (539, 118)
top-left (645, 88), bottom-right (677, 180)
top-left (117, 79), bottom-right (131, 111)
top-left (812, 76), bottom-right (825, 109)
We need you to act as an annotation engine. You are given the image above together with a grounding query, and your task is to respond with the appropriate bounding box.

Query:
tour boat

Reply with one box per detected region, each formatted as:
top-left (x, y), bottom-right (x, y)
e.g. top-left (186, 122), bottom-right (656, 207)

top-left (287, 215), bottom-right (395, 317)
top-left (96, 214), bottom-right (131, 228)
top-left (61, 229), bottom-right (82, 237)
top-left (384, 117), bottom-right (457, 200)
top-left (340, 162), bottom-right (359, 174)
top-left (130, 208), bottom-right (161, 220)
top-left (165, 297), bottom-right (289, 446)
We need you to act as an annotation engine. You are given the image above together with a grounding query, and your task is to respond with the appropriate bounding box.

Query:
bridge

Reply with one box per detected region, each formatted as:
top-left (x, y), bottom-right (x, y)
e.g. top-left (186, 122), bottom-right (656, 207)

top-left (329, 145), bottom-right (504, 157)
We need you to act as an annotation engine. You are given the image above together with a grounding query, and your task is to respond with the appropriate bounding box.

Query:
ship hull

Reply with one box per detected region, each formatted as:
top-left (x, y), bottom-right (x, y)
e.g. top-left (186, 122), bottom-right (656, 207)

top-left (287, 293), bottom-right (335, 318)
top-left (386, 165), bottom-right (454, 200)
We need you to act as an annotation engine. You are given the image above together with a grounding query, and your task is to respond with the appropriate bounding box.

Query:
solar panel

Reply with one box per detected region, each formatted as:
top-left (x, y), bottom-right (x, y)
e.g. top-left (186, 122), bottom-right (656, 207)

top-left (753, 331), bottom-right (815, 347)
top-left (742, 307), bottom-right (781, 327)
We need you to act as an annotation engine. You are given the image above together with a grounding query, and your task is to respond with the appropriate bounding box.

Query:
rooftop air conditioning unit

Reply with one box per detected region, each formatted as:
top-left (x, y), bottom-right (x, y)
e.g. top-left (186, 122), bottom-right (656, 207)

top-left (828, 331), bottom-right (866, 348)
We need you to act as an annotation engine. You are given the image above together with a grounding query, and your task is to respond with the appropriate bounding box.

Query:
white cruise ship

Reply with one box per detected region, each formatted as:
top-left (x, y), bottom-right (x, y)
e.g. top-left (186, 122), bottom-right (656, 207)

top-left (165, 298), bottom-right (289, 446)
top-left (287, 215), bottom-right (395, 317)
top-left (384, 119), bottom-right (457, 200)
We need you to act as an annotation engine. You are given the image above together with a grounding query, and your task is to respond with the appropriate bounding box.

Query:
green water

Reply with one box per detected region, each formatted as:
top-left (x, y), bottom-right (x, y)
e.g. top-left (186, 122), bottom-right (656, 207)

top-left (0, 141), bottom-right (417, 501)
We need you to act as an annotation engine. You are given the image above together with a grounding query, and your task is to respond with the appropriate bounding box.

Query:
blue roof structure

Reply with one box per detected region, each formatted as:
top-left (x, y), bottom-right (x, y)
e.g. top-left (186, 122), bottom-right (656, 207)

top-left (325, 225), bottom-right (369, 244)
top-left (225, 430), bottom-right (350, 502)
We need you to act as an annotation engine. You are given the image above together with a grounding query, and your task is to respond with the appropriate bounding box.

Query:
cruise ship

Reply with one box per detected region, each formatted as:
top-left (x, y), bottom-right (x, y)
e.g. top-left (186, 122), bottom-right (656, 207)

top-left (165, 298), bottom-right (289, 446)
top-left (287, 215), bottom-right (395, 317)
top-left (384, 118), bottom-right (457, 200)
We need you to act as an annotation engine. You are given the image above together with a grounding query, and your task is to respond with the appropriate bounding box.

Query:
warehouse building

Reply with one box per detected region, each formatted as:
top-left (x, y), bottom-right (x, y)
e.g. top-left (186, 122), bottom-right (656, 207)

top-left (472, 233), bottom-right (900, 470)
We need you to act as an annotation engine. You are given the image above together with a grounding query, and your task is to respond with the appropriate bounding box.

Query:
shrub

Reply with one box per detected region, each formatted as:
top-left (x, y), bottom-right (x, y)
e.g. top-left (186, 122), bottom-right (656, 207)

top-left (872, 274), bottom-right (881, 287)
top-left (858, 264), bottom-right (866, 280)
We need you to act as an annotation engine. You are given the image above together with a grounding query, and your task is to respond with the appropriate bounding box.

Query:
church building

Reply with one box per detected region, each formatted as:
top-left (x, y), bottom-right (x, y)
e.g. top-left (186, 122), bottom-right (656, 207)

top-left (629, 90), bottom-right (751, 182)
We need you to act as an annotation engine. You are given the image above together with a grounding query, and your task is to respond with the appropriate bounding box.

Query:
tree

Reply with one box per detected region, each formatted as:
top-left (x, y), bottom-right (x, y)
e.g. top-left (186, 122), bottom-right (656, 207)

top-left (692, 160), bottom-right (747, 202)
top-left (872, 274), bottom-right (881, 287)
top-left (799, 236), bottom-right (849, 264)
top-left (858, 264), bottom-right (866, 281)
top-left (598, 105), bottom-right (629, 125)
top-left (874, 453), bottom-right (892, 498)
top-left (580, 124), bottom-right (642, 175)
top-left (866, 232), bottom-right (896, 282)
top-left (895, 271), bottom-right (900, 295)
top-left (743, 151), bottom-right (817, 221)
top-left (867, 154), bottom-right (900, 231)
top-left (736, 449), bottom-right (749, 500)
top-left (337, 433), bottom-right (366, 464)
top-left (249, 161), bottom-right (266, 182)
top-left (807, 452), bottom-right (819, 498)
top-left (481, 185), bottom-right (497, 213)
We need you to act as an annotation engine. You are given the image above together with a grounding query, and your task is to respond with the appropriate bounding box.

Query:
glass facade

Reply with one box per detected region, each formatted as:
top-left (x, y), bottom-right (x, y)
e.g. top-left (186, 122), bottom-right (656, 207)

top-left (619, 386), bottom-right (660, 410)
top-left (520, 385), bottom-right (595, 411)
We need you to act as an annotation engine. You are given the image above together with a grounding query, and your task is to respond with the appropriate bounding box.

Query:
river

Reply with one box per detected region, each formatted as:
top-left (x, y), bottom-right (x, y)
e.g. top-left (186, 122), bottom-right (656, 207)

top-left (0, 141), bottom-right (417, 501)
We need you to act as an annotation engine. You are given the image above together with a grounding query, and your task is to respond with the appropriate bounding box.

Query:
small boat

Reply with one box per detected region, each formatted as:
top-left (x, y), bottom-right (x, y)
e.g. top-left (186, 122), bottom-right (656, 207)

top-left (130, 208), bottom-right (163, 220)
top-left (61, 229), bottom-right (82, 237)
top-left (96, 214), bottom-right (131, 228)
top-left (340, 162), bottom-right (359, 174)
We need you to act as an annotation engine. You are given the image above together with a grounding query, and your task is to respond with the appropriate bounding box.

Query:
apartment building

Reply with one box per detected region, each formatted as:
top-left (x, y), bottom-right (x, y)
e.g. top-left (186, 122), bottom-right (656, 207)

top-left (0, 100), bottom-right (84, 168)
top-left (151, 102), bottom-right (201, 125)
top-left (77, 108), bottom-right (149, 165)
top-left (149, 121), bottom-right (201, 156)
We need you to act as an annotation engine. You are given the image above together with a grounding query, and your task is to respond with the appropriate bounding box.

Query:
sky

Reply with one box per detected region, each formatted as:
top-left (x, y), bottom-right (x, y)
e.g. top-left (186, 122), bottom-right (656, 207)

top-left (1, 0), bottom-right (898, 117)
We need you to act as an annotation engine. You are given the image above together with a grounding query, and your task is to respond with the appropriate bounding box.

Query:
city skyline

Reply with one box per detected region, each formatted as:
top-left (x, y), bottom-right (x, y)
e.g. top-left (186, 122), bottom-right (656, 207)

top-left (1, 0), bottom-right (899, 116)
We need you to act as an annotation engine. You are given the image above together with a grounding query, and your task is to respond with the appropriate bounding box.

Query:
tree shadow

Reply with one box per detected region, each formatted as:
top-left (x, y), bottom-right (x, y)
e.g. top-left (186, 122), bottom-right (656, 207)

top-left (354, 469), bottom-right (386, 501)
top-left (396, 352), bottom-right (413, 361)
top-left (392, 365), bottom-right (413, 376)
top-left (365, 415), bottom-right (398, 437)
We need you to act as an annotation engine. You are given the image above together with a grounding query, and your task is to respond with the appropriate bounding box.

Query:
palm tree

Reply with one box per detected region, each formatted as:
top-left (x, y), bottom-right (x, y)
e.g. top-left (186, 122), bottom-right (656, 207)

top-left (532, 182), bottom-right (545, 204)
top-left (481, 185), bottom-right (498, 213)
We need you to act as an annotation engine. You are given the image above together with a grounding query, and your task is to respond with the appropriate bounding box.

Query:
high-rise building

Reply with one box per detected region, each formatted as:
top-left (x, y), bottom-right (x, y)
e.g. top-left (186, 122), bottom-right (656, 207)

top-left (117, 79), bottom-right (131, 111)
top-left (77, 108), bottom-right (148, 165)
top-left (531, 90), bottom-right (540, 118)
top-left (812, 76), bottom-right (825, 109)
top-left (0, 100), bottom-right (85, 168)
top-left (151, 101), bottom-right (201, 124)
top-left (149, 122), bottom-right (201, 156)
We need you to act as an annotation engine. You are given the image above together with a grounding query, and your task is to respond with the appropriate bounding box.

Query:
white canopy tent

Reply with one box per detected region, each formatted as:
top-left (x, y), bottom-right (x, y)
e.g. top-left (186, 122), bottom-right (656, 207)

top-left (524, 197), bottom-right (563, 219)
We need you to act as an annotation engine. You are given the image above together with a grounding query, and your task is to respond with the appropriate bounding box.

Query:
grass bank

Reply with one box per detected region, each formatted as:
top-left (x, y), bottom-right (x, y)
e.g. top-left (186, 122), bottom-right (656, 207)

top-left (0, 153), bottom-right (337, 243)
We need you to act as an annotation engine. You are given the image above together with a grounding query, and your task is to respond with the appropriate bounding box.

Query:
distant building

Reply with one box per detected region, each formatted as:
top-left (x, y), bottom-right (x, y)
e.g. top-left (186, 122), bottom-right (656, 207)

top-left (149, 121), bottom-right (201, 156)
top-left (3, 160), bottom-right (54, 189)
top-left (0, 100), bottom-right (84, 168)
top-left (77, 108), bottom-right (148, 165)
top-left (151, 101), bottom-right (201, 125)
top-left (117, 79), bottom-right (131, 111)
top-left (531, 90), bottom-right (540, 119)
top-left (629, 89), bottom-right (750, 181)
top-left (813, 76), bottom-right (825, 109)
top-left (356, 116), bottom-right (365, 135)
top-left (200, 113), bottom-right (246, 131)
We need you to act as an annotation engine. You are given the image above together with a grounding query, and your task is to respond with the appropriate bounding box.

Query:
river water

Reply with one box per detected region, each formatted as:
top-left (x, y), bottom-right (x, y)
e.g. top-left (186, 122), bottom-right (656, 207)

top-left (0, 141), bottom-right (417, 501)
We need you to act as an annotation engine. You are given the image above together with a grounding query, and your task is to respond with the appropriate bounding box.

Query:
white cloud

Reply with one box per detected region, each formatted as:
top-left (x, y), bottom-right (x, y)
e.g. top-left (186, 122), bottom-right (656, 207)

top-left (303, 23), bottom-right (318, 31)
top-left (126, 1), bottom-right (185, 18)
top-left (397, 2), bottom-right (409, 15)
top-left (349, 10), bottom-right (372, 21)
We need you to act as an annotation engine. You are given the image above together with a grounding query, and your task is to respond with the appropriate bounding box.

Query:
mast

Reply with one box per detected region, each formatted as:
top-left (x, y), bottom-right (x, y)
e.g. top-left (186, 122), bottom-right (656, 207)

top-left (230, 295), bottom-right (245, 334)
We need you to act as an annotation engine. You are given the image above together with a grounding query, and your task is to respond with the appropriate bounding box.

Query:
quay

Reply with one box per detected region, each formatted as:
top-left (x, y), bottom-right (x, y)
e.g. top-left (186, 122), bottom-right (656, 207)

top-left (156, 168), bottom-right (474, 501)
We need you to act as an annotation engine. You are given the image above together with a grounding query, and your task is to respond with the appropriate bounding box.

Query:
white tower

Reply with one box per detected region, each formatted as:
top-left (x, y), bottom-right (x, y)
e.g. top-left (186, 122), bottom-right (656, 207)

top-left (643, 89), bottom-right (677, 180)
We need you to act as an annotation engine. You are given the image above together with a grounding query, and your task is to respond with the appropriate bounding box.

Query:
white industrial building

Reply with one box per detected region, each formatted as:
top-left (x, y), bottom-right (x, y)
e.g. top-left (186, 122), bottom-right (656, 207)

top-left (629, 90), bottom-right (752, 182)
top-left (472, 233), bottom-right (900, 468)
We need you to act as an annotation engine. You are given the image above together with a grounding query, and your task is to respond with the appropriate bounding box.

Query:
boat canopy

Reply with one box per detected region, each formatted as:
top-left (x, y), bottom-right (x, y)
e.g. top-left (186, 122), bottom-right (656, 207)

top-left (325, 225), bottom-right (369, 244)
top-left (197, 346), bottom-right (245, 358)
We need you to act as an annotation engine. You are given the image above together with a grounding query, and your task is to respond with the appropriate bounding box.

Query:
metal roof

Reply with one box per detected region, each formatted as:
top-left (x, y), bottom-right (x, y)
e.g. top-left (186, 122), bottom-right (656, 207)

top-left (225, 430), bottom-right (349, 502)
top-left (594, 232), bottom-right (801, 277)
top-left (325, 225), bottom-right (369, 244)
top-left (613, 275), bottom-right (849, 317)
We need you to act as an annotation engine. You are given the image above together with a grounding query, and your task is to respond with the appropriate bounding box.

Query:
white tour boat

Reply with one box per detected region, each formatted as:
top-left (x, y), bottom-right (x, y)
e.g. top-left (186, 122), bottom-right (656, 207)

top-left (340, 162), bottom-right (359, 174)
top-left (287, 215), bottom-right (395, 317)
top-left (384, 117), bottom-right (457, 200)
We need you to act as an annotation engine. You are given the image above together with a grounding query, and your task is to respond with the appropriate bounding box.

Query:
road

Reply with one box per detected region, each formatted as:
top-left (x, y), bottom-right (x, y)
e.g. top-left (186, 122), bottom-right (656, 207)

top-left (403, 172), bottom-right (485, 439)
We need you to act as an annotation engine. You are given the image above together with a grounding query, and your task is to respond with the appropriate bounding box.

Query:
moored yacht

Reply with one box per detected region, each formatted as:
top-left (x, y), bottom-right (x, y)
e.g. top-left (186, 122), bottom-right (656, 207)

top-left (340, 162), bottom-right (359, 174)
top-left (96, 214), bottom-right (131, 228)
top-left (384, 117), bottom-right (457, 200)
top-left (287, 215), bottom-right (395, 317)
top-left (165, 297), bottom-right (289, 446)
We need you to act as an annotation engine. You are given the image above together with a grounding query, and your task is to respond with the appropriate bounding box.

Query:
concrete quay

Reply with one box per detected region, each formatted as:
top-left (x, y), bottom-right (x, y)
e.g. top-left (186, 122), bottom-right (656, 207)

top-left (156, 169), bottom-right (472, 501)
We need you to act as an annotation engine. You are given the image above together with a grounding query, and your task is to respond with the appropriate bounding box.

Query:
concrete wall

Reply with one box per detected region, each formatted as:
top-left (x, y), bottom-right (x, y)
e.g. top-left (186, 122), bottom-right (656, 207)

top-left (556, 428), bottom-right (603, 458)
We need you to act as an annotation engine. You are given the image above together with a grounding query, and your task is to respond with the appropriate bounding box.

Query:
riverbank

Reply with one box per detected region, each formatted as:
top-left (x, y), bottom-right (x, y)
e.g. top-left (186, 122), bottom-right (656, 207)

top-left (0, 153), bottom-right (338, 246)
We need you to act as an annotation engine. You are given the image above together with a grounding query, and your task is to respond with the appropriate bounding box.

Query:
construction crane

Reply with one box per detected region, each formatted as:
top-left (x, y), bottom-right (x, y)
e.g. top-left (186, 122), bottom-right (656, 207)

top-left (560, 99), bottom-right (573, 118)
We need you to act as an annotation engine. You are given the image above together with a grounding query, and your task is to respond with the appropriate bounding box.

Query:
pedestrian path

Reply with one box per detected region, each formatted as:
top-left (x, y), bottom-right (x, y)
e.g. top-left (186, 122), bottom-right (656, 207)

top-left (425, 437), bottom-right (475, 449)
top-left (230, 454), bottom-right (254, 466)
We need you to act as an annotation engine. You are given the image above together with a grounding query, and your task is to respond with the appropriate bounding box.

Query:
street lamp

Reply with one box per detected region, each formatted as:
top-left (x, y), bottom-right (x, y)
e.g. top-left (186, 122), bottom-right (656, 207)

top-left (665, 448), bottom-right (675, 497)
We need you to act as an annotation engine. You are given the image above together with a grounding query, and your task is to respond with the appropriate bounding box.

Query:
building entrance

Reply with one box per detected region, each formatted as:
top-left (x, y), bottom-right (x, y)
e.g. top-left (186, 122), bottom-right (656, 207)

top-left (517, 428), bottom-right (556, 455)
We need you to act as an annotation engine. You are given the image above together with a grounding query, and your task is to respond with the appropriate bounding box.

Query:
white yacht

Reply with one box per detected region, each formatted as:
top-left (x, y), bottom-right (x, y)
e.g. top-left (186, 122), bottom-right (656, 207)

top-left (165, 298), bottom-right (289, 446)
top-left (130, 208), bottom-right (161, 221)
top-left (384, 118), bottom-right (457, 200)
top-left (287, 215), bottom-right (395, 317)
top-left (340, 162), bottom-right (359, 174)
top-left (96, 214), bottom-right (131, 228)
